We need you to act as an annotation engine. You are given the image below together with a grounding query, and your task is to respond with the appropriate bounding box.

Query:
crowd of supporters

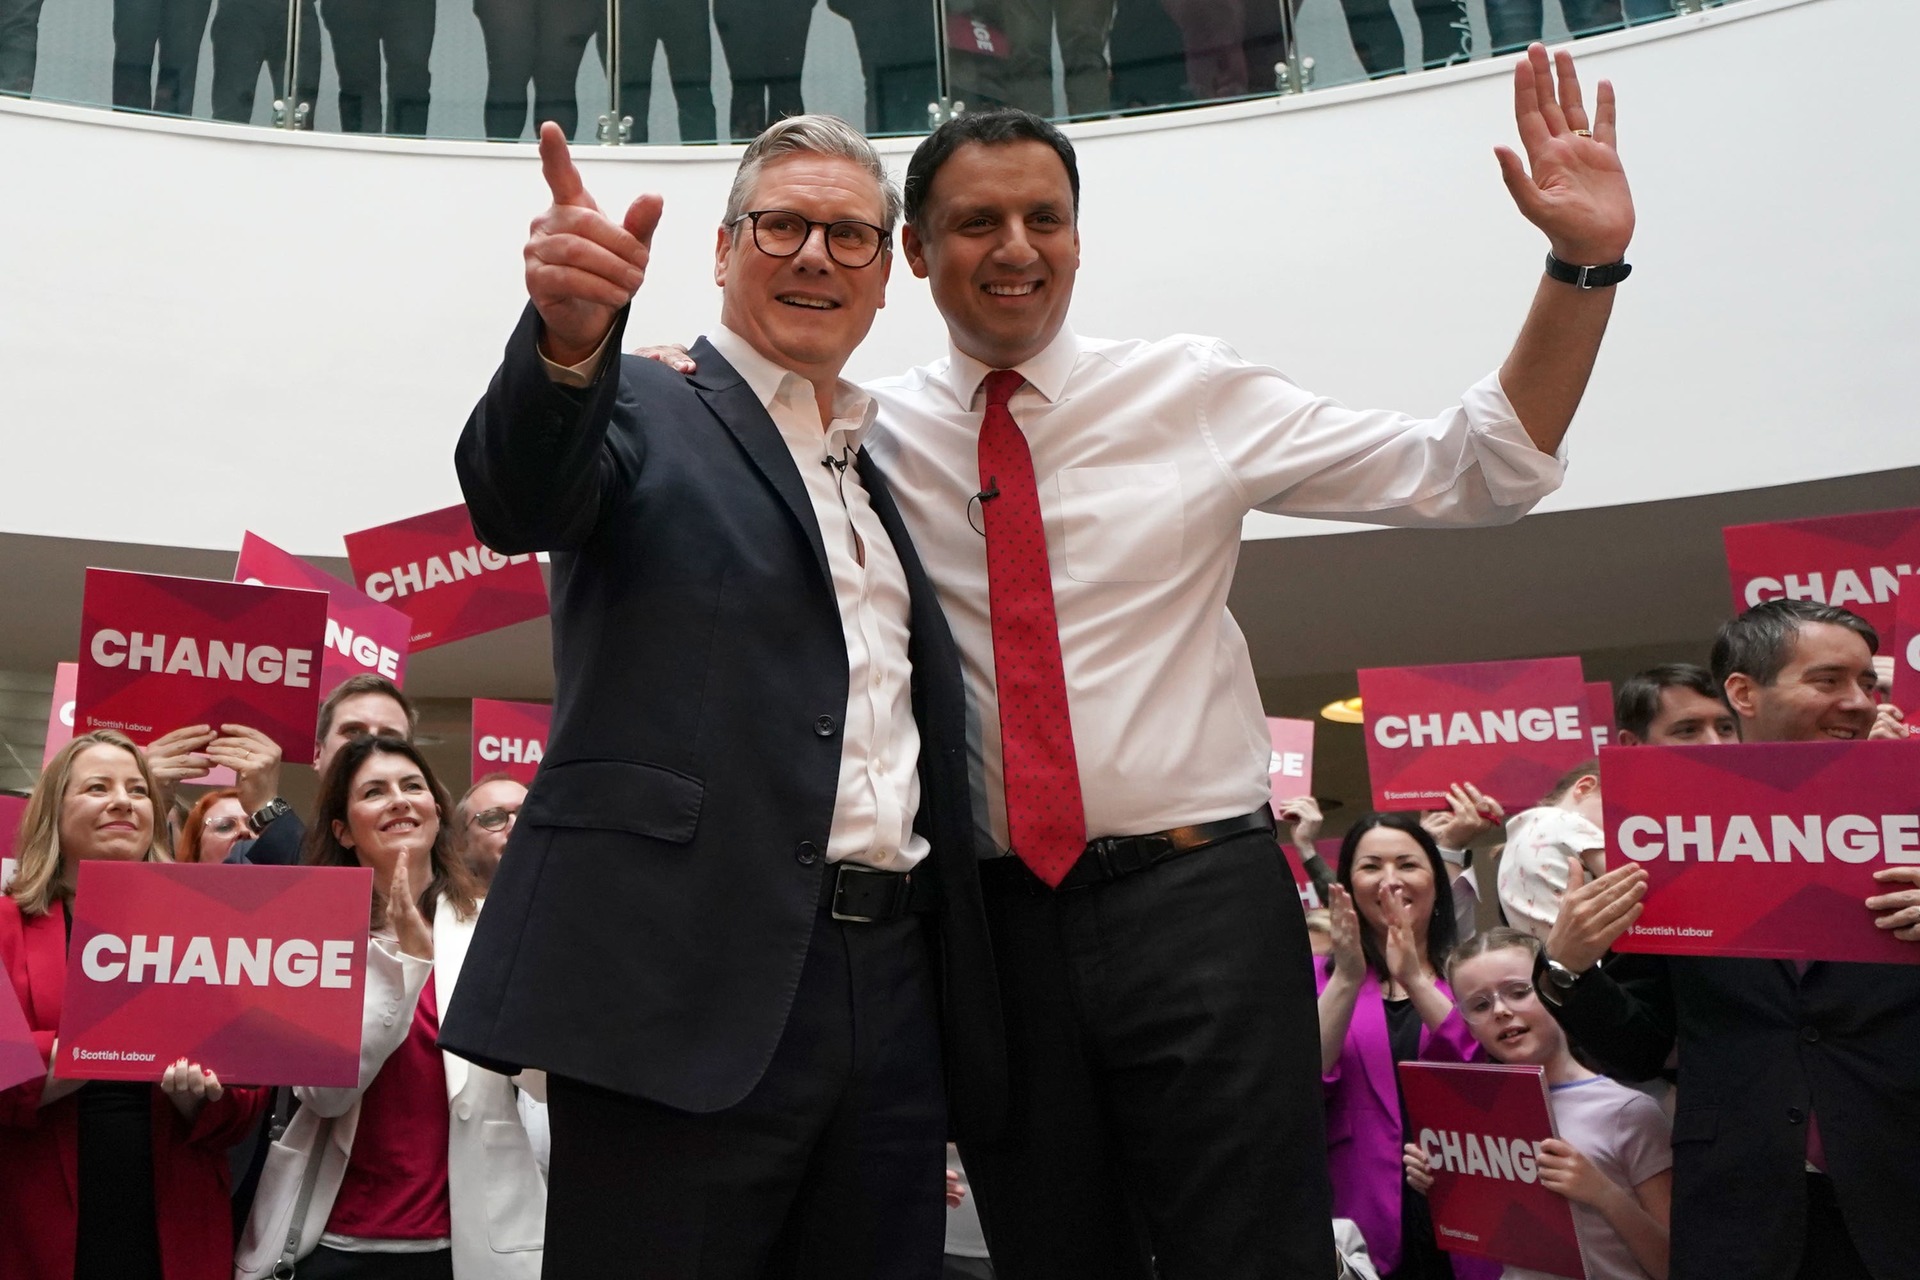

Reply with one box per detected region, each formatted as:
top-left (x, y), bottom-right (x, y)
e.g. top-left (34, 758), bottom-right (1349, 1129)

top-left (3, 594), bottom-right (1912, 1279)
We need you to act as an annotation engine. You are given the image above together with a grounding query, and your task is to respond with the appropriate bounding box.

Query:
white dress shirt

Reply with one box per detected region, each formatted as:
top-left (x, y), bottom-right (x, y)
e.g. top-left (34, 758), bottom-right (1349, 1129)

top-left (544, 327), bottom-right (927, 872)
top-left (705, 326), bottom-right (928, 872)
top-left (863, 326), bottom-right (1565, 854)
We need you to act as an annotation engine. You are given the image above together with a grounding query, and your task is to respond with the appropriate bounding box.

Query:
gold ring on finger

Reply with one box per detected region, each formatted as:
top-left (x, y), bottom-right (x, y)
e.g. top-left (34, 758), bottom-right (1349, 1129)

top-left (1572, 128), bottom-right (1593, 137)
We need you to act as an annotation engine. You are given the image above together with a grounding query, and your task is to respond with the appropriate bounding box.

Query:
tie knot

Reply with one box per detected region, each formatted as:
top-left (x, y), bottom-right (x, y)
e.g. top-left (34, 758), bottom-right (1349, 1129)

top-left (984, 370), bottom-right (1024, 409)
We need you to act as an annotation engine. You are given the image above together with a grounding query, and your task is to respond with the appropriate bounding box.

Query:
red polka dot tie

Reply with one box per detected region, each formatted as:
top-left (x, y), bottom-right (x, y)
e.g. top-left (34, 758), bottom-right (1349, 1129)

top-left (978, 369), bottom-right (1086, 888)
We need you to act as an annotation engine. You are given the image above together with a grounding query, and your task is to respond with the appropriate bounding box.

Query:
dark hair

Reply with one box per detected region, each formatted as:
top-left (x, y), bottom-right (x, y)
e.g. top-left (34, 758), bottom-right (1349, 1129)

top-left (904, 108), bottom-right (1081, 230)
top-left (1539, 759), bottom-right (1599, 807)
top-left (1614, 663), bottom-right (1720, 740)
top-left (1710, 599), bottom-right (1878, 692)
top-left (303, 735), bottom-right (478, 926)
top-left (316, 674), bottom-right (417, 744)
top-left (1334, 812), bottom-right (1458, 984)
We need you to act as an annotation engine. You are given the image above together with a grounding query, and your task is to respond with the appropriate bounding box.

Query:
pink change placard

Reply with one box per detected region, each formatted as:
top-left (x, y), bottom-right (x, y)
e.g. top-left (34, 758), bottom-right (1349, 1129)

top-left (1358, 658), bottom-right (1590, 811)
top-left (0, 966), bottom-right (41, 1094)
top-left (1398, 1061), bottom-right (1586, 1279)
top-left (343, 504), bottom-right (548, 652)
top-left (75, 570), bottom-right (329, 765)
top-left (1, 793), bottom-right (26, 895)
top-left (1891, 582), bottom-right (1920, 718)
top-left (236, 533), bottom-right (412, 692)
top-left (57, 862), bottom-right (373, 1086)
top-left (471, 698), bottom-right (552, 786)
top-left (43, 661), bottom-right (77, 767)
top-left (1602, 740), bottom-right (1920, 964)
top-left (1722, 507), bottom-right (1920, 639)
top-left (1585, 682), bottom-right (1615, 753)
top-left (1265, 717), bottom-right (1315, 808)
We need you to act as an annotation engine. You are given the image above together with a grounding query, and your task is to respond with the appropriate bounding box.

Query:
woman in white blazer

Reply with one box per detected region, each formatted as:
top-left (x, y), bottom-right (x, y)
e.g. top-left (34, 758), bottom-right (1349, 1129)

top-left (236, 736), bottom-right (546, 1280)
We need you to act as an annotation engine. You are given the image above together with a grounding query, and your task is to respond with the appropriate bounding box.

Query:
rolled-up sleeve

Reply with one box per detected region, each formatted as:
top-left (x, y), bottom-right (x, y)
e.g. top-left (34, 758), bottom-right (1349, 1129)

top-left (1195, 337), bottom-right (1566, 526)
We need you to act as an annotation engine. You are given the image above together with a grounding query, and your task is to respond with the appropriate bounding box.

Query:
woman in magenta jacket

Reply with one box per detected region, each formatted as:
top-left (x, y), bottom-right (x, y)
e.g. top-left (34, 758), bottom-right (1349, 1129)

top-left (0, 731), bottom-right (267, 1280)
top-left (1316, 811), bottom-right (1498, 1280)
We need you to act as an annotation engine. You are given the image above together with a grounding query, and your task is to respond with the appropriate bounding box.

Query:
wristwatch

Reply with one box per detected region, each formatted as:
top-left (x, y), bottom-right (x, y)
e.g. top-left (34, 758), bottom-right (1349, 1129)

top-left (248, 797), bottom-right (293, 834)
top-left (1544, 252), bottom-right (1632, 290)
top-left (1538, 957), bottom-right (1588, 1007)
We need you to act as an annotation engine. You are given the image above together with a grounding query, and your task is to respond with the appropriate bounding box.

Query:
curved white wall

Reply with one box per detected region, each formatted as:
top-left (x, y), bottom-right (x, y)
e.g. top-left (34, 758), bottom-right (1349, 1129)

top-left (1, 0), bottom-right (1913, 558)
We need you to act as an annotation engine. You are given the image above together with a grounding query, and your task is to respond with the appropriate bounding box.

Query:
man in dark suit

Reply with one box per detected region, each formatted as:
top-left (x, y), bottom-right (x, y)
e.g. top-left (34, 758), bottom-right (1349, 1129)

top-left (1539, 599), bottom-right (1920, 1280)
top-left (439, 115), bottom-right (1003, 1279)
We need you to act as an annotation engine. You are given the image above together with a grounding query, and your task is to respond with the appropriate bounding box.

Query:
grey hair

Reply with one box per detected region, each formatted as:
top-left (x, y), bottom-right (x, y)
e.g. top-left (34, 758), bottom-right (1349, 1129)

top-left (721, 114), bottom-right (902, 236)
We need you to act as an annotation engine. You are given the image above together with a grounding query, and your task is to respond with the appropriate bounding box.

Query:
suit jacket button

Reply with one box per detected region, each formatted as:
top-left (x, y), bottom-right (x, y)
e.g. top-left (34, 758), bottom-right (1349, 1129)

top-left (1787, 1107), bottom-right (1805, 1124)
top-left (1801, 1026), bottom-right (1821, 1044)
top-left (795, 842), bottom-right (820, 866)
top-left (814, 715), bottom-right (837, 737)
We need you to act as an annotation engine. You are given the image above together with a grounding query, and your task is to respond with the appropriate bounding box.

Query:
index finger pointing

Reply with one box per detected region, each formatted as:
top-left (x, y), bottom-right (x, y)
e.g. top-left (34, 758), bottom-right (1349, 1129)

top-left (539, 122), bottom-right (593, 210)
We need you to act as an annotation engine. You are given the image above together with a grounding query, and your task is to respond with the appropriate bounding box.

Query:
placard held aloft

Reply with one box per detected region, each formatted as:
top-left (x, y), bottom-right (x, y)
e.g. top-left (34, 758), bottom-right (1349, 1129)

top-left (1603, 739), bottom-right (1920, 965)
top-left (471, 698), bottom-right (552, 786)
top-left (344, 504), bottom-right (548, 651)
top-left (1358, 657), bottom-right (1591, 811)
top-left (236, 532), bottom-right (412, 691)
top-left (75, 569), bottom-right (329, 764)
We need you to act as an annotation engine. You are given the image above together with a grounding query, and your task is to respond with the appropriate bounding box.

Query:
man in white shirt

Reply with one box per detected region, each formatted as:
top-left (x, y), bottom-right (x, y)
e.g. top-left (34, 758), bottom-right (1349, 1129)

top-left (864, 45), bottom-right (1631, 1280)
top-left (441, 115), bottom-right (1004, 1279)
top-left (639, 45), bottom-right (1632, 1278)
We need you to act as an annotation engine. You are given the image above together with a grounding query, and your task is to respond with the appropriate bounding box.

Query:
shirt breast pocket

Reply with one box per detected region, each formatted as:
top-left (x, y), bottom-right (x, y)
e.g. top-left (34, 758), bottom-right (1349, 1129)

top-left (1056, 463), bottom-right (1184, 583)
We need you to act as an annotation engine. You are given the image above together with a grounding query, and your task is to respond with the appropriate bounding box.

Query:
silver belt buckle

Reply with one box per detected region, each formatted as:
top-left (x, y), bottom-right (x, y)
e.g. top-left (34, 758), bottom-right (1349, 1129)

top-left (831, 862), bottom-right (896, 923)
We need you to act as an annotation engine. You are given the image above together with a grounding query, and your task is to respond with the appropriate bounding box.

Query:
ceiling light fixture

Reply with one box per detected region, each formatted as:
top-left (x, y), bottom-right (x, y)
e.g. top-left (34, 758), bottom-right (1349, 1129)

top-left (1319, 696), bottom-right (1364, 724)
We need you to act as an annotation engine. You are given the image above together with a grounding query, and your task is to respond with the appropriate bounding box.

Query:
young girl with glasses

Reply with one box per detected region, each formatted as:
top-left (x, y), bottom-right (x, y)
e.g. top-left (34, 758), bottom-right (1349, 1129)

top-left (1403, 928), bottom-right (1673, 1280)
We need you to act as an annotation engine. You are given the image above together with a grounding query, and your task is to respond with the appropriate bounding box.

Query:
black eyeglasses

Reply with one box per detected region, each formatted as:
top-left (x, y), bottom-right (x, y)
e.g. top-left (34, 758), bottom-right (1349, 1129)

top-left (470, 806), bottom-right (519, 832)
top-left (731, 209), bottom-right (890, 268)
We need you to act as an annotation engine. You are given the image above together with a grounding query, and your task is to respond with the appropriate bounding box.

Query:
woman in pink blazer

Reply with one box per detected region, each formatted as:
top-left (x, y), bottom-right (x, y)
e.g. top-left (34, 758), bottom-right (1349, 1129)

top-left (1316, 811), bottom-right (1499, 1280)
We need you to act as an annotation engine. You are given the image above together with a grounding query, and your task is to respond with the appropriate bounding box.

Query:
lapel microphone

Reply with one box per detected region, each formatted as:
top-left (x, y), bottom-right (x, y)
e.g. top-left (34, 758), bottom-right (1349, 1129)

top-left (977, 477), bottom-right (1000, 503)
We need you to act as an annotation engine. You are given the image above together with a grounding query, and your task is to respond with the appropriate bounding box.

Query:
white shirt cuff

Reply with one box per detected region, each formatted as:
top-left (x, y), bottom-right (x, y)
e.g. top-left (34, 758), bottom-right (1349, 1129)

top-left (539, 328), bottom-right (614, 388)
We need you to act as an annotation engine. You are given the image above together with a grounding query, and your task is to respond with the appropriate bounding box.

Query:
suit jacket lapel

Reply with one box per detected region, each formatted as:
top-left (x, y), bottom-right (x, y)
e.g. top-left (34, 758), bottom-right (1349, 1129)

top-left (435, 898), bottom-right (473, 1101)
top-left (688, 339), bottom-right (832, 587)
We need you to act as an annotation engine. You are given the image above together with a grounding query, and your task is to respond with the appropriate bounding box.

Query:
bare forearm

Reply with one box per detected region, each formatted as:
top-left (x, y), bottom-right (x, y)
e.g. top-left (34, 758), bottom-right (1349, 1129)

top-left (1595, 1184), bottom-right (1669, 1280)
top-left (1498, 273), bottom-right (1617, 455)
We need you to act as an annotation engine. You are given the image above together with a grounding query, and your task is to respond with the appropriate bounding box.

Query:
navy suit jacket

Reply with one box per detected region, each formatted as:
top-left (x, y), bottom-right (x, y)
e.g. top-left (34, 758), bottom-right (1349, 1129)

top-left (1544, 951), bottom-right (1920, 1280)
top-left (439, 304), bottom-right (1006, 1141)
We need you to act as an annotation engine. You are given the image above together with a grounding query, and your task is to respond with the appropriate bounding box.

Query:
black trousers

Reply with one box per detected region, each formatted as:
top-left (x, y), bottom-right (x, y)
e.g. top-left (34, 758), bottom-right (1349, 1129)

top-left (0, 0), bottom-right (44, 93)
top-left (294, 1246), bottom-right (455, 1279)
top-left (1339, 0), bottom-right (1469, 77)
top-left (543, 904), bottom-right (948, 1278)
top-left (474, 0), bottom-right (599, 140)
top-left (712, 0), bottom-right (809, 140)
top-left (319, 0), bottom-right (434, 133)
top-left (208, 0), bottom-right (320, 122)
top-left (613, 0), bottom-right (716, 142)
top-left (961, 831), bottom-right (1334, 1280)
top-left (1795, 1173), bottom-right (1873, 1280)
top-left (827, 0), bottom-right (936, 135)
top-left (111, 0), bottom-right (214, 113)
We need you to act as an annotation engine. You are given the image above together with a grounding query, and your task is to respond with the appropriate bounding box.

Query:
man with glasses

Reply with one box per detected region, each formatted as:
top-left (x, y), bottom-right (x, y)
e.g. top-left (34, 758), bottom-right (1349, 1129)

top-left (455, 772), bottom-right (525, 891)
top-left (441, 115), bottom-right (1002, 1278)
top-left (639, 44), bottom-right (1633, 1280)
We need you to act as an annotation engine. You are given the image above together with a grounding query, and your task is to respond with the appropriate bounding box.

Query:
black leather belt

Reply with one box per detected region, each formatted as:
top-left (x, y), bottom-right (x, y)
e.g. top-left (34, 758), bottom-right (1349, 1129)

top-left (1052, 808), bottom-right (1275, 891)
top-left (829, 862), bottom-right (937, 923)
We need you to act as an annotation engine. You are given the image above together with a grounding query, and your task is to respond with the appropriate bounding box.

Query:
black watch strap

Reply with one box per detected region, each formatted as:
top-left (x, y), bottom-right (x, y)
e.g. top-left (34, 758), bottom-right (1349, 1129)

top-left (248, 797), bottom-right (292, 834)
top-left (1544, 252), bottom-right (1631, 289)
